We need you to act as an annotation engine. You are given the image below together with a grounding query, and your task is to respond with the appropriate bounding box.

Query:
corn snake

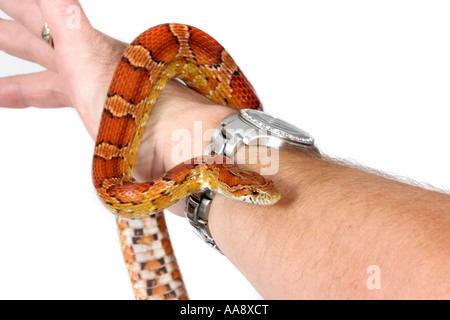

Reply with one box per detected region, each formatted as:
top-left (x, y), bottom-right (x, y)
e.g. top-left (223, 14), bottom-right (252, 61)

top-left (93, 23), bottom-right (280, 300)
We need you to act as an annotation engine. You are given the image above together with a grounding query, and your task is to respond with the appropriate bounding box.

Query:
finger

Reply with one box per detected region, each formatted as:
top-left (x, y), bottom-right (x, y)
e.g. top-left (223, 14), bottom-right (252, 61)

top-left (0, 71), bottom-right (70, 108)
top-left (0, 18), bottom-right (56, 71)
top-left (0, 0), bottom-right (45, 39)
top-left (37, 0), bottom-right (92, 52)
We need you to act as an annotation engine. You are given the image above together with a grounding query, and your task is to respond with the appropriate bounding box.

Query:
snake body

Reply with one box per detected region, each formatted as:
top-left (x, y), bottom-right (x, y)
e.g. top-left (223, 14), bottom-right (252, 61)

top-left (93, 23), bottom-right (280, 299)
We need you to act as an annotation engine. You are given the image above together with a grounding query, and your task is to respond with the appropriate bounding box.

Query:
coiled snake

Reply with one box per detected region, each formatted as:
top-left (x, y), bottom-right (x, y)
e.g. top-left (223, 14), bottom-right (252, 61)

top-left (93, 23), bottom-right (280, 299)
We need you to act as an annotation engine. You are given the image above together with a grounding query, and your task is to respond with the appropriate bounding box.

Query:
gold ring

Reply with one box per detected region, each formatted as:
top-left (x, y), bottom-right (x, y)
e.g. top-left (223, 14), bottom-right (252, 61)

top-left (41, 22), bottom-right (54, 48)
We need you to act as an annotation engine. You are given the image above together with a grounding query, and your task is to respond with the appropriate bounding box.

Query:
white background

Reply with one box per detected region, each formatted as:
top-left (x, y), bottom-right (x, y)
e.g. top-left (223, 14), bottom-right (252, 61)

top-left (0, 0), bottom-right (449, 299)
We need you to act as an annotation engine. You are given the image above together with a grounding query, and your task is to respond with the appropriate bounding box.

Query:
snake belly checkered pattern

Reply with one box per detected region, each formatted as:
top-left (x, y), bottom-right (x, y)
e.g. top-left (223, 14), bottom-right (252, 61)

top-left (92, 23), bottom-right (280, 300)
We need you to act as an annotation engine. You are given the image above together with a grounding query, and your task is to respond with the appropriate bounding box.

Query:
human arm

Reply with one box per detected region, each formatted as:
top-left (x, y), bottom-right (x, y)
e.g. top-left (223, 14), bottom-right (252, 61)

top-left (209, 146), bottom-right (450, 299)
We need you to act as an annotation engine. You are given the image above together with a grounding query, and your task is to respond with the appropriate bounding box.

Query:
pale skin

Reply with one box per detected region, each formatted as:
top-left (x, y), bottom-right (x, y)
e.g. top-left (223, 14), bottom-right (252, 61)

top-left (1, 0), bottom-right (449, 299)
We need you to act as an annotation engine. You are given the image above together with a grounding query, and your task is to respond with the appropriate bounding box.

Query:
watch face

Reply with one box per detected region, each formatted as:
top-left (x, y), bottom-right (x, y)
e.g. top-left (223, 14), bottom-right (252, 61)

top-left (240, 109), bottom-right (314, 145)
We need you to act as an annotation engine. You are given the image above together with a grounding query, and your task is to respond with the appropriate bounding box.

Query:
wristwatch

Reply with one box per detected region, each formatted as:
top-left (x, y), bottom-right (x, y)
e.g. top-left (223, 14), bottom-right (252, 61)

top-left (184, 109), bottom-right (318, 253)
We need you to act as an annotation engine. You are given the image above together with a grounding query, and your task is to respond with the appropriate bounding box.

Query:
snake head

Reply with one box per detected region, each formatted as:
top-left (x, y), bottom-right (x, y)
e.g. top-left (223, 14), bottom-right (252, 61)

top-left (215, 164), bottom-right (281, 205)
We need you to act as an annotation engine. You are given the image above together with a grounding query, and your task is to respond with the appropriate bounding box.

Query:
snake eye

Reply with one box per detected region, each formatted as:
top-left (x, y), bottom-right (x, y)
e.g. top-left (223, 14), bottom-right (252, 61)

top-left (252, 190), bottom-right (258, 195)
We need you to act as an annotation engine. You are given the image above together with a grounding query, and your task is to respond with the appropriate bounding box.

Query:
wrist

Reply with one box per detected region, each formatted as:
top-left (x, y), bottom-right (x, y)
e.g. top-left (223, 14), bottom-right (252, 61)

top-left (189, 107), bottom-right (321, 254)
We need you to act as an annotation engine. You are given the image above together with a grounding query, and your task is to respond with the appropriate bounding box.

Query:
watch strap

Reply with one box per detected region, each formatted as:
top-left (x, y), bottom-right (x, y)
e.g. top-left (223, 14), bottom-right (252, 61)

top-left (185, 190), bottom-right (222, 254)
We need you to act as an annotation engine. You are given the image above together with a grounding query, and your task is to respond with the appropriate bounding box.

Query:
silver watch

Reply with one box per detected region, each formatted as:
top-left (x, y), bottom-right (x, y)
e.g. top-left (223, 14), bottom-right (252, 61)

top-left (184, 109), bottom-right (317, 253)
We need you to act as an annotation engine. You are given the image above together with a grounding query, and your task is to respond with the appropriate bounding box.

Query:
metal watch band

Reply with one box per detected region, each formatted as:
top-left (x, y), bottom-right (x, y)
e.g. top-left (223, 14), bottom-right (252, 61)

top-left (184, 190), bottom-right (222, 254)
top-left (183, 116), bottom-right (233, 254)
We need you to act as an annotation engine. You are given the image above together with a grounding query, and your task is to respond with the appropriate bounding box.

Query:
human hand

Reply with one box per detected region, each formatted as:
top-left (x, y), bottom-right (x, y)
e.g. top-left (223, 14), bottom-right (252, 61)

top-left (0, 0), bottom-right (128, 137)
top-left (0, 0), bottom-right (234, 216)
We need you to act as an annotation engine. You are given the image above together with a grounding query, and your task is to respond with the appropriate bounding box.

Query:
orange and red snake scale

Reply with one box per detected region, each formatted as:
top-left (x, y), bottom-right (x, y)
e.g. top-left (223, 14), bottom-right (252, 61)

top-left (93, 23), bottom-right (280, 300)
